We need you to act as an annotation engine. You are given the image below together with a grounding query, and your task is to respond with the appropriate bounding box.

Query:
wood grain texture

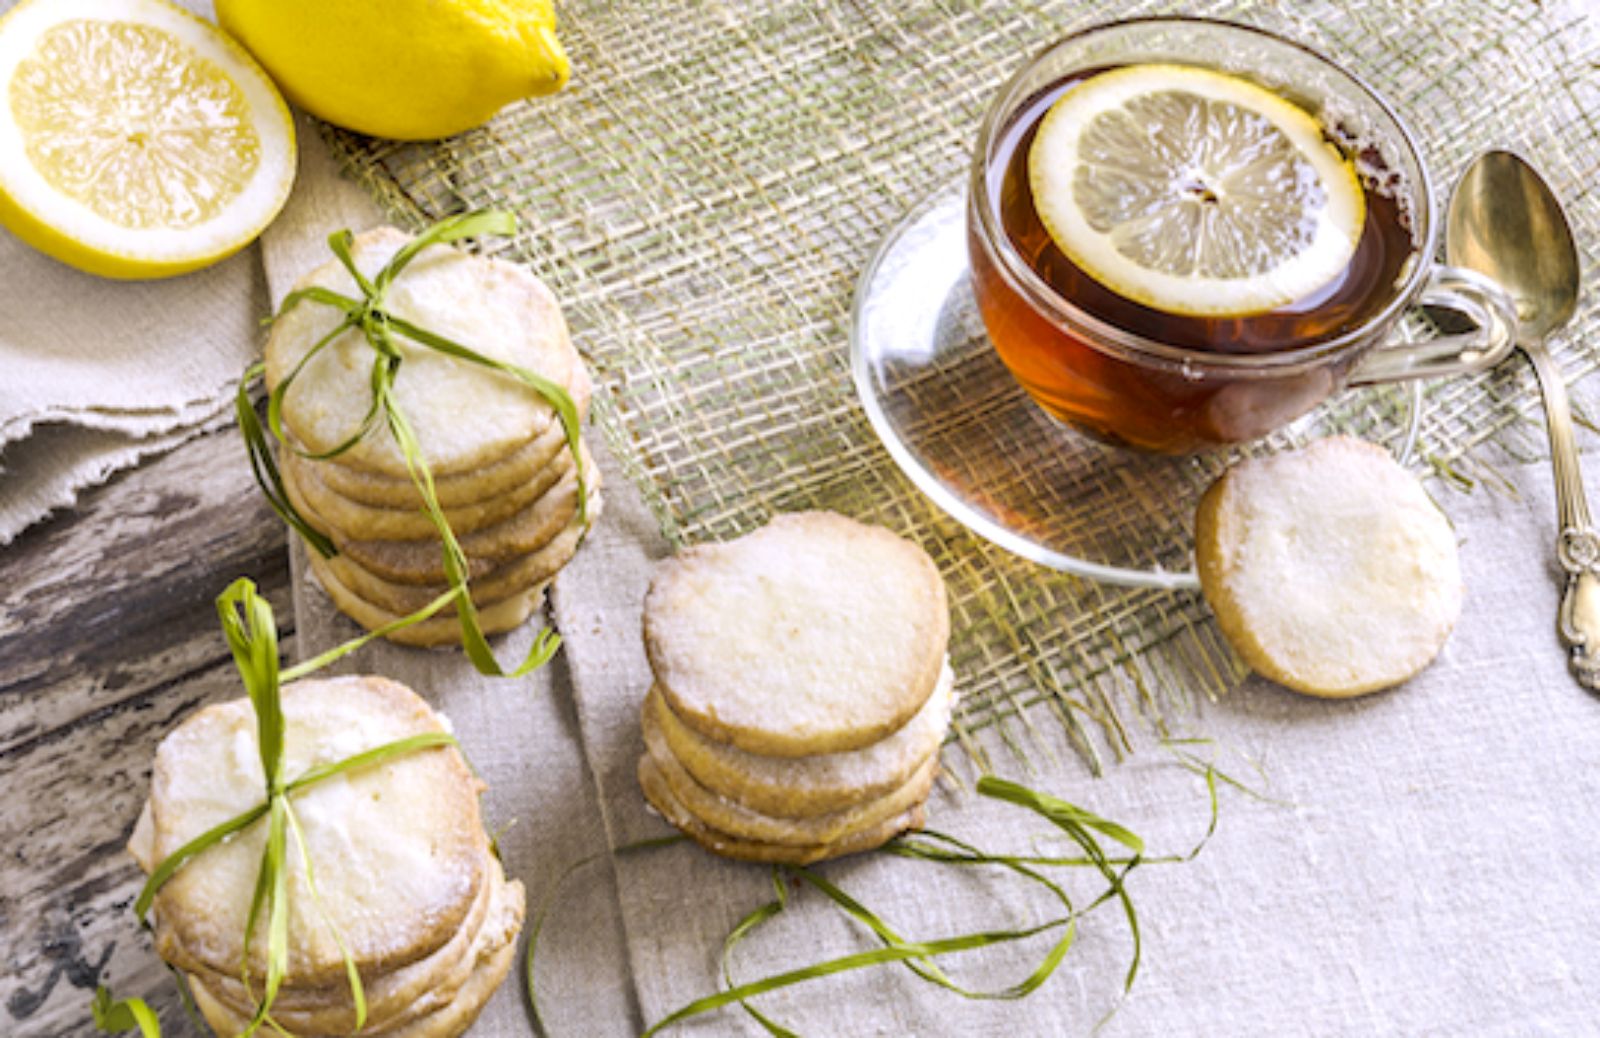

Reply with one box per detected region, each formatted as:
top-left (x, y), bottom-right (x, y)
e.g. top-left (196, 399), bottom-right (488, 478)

top-left (0, 427), bottom-right (291, 1038)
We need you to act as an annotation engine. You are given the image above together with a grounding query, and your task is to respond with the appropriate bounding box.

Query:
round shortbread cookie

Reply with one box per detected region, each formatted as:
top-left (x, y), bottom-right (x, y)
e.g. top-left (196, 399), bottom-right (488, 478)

top-left (264, 226), bottom-right (580, 478)
top-left (323, 498), bottom-right (598, 616)
top-left (642, 699), bottom-right (939, 845)
top-left (283, 443), bottom-right (567, 541)
top-left (364, 856), bottom-right (523, 1038)
top-left (645, 511), bottom-right (950, 756)
top-left (135, 676), bottom-right (488, 987)
top-left (188, 860), bottom-right (524, 1038)
top-left (307, 551), bottom-right (551, 648)
top-left (356, 938), bottom-right (518, 1038)
top-left (1195, 436), bottom-right (1463, 698)
top-left (284, 444), bottom-right (596, 585)
top-left (187, 847), bottom-right (501, 1033)
top-left (311, 364), bottom-right (593, 509)
top-left (638, 756), bottom-right (925, 866)
top-left (647, 662), bottom-right (953, 817)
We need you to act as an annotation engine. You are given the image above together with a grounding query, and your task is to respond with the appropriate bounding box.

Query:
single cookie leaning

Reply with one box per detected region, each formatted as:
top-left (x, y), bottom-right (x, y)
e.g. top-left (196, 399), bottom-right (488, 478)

top-left (1195, 436), bottom-right (1463, 698)
top-left (644, 511), bottom-right (950, 756)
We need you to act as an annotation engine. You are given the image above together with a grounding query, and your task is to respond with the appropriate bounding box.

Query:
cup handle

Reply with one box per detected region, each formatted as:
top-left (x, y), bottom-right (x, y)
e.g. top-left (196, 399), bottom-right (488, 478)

top-left (1346, 264), bottom-right (1519, 386)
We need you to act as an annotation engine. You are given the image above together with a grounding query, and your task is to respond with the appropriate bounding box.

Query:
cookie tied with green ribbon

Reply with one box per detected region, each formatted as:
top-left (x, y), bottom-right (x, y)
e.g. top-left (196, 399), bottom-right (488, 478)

top-left (243, 212), bottom-right (600, 657)
top-left (124, 588), bottom-right (526, 1038)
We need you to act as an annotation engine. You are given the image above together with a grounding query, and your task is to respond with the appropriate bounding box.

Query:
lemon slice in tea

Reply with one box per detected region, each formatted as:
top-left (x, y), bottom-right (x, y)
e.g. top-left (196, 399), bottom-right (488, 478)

top-left (1029, 64), bottom-right (1364, 318)
top-left (0, 0), bottom-right (294, 279)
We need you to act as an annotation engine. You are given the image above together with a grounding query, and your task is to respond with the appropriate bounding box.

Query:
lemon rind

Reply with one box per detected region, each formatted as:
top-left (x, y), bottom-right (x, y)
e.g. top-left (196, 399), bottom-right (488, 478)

top-left (215, 0), bottom-right (569, 141)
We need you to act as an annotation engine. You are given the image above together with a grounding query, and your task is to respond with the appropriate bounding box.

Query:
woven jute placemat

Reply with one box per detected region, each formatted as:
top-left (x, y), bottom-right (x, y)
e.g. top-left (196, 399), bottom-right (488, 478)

top-left (320, 0), bottom-right (1600, 772)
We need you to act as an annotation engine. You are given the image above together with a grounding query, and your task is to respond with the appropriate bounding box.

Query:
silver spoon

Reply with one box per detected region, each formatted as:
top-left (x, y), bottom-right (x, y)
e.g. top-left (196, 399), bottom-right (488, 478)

top-left (1446, 150), bottom-right (1594, 687)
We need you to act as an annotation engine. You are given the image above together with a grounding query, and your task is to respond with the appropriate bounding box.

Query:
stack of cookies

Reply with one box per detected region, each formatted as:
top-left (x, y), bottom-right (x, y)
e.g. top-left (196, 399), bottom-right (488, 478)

top-left (265, 226), bottom-right (602, 646)
top-left (128, 676), bottom-right (524, 1037)
top-left (638, 512), bottom-right (954, 865)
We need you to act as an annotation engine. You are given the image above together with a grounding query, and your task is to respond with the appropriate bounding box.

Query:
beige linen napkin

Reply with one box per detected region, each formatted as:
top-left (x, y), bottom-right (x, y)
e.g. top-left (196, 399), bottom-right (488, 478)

top-left (0, 202), bottom-right (266, 546)
top-left (268, 118), bottom-right (640, 1036)
top-left (0, 0), bottom-right (268, 545)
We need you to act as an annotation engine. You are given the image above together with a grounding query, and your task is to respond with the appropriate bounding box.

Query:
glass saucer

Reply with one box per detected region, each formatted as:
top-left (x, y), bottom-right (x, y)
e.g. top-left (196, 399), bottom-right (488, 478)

top-left (849, 181), bottom-right (1423, 591)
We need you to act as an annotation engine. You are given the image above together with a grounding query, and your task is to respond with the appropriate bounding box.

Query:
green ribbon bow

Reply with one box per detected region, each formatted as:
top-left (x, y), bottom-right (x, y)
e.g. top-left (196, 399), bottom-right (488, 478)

top-left (238, 210), bottom-right (582, 676)
top-left (98, 579), bottom-right (476, 1037)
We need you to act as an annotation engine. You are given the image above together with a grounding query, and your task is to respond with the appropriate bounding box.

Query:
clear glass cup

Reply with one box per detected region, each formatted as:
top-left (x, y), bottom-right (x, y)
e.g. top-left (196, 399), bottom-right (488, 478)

top-left (967, 17), bottom-right (1518, 454)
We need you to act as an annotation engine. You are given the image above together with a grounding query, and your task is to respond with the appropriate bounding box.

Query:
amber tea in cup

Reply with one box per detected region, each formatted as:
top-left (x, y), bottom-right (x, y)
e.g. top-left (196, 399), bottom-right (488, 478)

top-left (968, 19), bottom-right (1517, 453)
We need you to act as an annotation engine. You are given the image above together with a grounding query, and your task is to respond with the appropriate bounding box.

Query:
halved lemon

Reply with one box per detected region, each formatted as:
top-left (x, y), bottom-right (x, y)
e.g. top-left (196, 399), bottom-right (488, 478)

top-left (1029, 64), bottom-right (1364, 318)
top-left (0, 0), bottom-right (294, 279)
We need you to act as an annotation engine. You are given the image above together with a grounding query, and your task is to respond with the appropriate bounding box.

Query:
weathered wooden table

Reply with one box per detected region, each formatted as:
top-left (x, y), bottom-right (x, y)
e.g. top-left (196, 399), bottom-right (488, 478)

top-left (2, 428), bottom-right (288, 1037)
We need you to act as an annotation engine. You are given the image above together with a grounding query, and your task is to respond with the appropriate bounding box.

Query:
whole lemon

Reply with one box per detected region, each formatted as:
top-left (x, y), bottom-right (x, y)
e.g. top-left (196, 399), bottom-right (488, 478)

top-left (215, 0), bottom-right (569, 140)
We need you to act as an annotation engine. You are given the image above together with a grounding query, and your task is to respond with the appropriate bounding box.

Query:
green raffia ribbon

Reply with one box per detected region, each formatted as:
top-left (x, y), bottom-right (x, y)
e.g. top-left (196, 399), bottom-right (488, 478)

top-left (621, 767), bottom-right (1226, 1037)
top-left (91, 988), bottom-right (159, 1038)
top-left (523, 759), bottom-right (1229, 1037)
top-left (238, 209), bottom-right (581, 675)
top-left (95, 578), bottom-right (472, 1037)
top-left (521, 835), bottom-right (687, 1035)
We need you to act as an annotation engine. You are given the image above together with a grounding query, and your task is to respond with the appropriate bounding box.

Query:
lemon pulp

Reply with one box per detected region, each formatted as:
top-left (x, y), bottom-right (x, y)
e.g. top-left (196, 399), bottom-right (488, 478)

top-left (1029, 64), bottom-right (1365, 318)
top-left (12, 20), bottom-right (259, 231)
top-left (0, 0), bottom-right (293, 279)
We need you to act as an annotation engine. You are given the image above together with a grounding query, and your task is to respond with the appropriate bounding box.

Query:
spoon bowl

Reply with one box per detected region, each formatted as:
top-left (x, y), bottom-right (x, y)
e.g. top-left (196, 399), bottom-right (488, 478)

top-left (1447, 151), bottom-right (1579, 339)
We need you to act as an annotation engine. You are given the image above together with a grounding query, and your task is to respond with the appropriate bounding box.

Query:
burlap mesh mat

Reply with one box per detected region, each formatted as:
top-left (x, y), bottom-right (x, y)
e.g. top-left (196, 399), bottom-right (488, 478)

top-left (318, 0), bottom-right (1600, 771)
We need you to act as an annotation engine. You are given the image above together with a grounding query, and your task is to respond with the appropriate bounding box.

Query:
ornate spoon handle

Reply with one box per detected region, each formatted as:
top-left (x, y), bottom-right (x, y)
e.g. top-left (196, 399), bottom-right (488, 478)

top-left (1525, 340), bottom-right (1600, 688)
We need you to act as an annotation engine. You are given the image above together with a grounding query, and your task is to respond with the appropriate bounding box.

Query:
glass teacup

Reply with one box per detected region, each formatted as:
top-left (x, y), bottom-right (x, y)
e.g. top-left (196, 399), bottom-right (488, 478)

top-left (967, 17), bottom-right (1517, 454)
